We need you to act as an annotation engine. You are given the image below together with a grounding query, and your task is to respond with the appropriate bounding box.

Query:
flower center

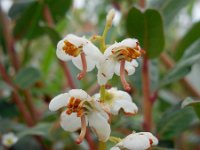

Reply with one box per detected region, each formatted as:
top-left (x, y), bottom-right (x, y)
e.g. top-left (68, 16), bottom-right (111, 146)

top-left (112, 42), bottom-right (145, 62)
top-left (63, 40), bottom-right (81, 57)
top-left (66, 97), bottom-right (84, 117)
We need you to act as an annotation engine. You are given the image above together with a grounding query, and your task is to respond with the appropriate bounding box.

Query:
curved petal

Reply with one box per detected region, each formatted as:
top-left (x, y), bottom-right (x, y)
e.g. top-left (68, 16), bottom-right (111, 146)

top-left (111, 100), bottom-right (138, 115)
top-left (56, 40), bottom-right (73, 61)
top-left (49, 93), bottom-right (70, 111)
top-left (109, 88), bottom-right (132, 102)
top-left (82, 42), bottom-right (103, 63)
top-left (120, 38), bottom-right (138, 48)
top-left (104, 42), bottom-right (121, 57)
top-left (65, 34), bottom-right (87, 47)
top-left (138, 132), bottom-right (158, 145)
top-left (60, 112), bottom-right (82, 132)
top-left (69, 89), bottom-right (91, 100)
top-left (121, 133), bottom-right (150, 150)
top-left (114, 60), bottom-right (138, 76)
top-left (72, 55), bottom-right (96, 72)
top-left (97, 58), bottom-right (116, 85)
top-left (88, 111), bottom-right (110, 142)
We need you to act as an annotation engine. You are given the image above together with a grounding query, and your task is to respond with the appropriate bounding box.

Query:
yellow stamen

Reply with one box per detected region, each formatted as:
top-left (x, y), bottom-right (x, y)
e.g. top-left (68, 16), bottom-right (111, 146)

top-left (63, 40), bottom-right (81, 57)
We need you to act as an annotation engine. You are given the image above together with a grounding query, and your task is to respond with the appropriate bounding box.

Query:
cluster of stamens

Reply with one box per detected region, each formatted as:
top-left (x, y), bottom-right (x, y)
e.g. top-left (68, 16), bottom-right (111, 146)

top-left (63, 40), bottom-right (81, 57)
top-left (111, 42), bottom-right (145, 62)
top-left (66, 97), bottom-right (84, 117)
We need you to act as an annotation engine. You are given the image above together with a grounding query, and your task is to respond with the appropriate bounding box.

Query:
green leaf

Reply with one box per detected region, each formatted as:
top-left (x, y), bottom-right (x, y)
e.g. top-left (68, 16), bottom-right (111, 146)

top-left (157, 104), bottom-right (198, 139)
top-left (182, 97), bottom-right (200, 119)
top-left (14, 67), bottom-right (41, 89)
top-left (151, 0), bottom-right (192, 26)
top-left (160, 39), bottom-right (200, 86)
top-left (126, 7), bottom-right (165, 58)
top-left (42, 26), bottom-right (61, 46)
top-left (18, 123), bottom-right (52, 138)
top-left (8, 1), bottom-right (33, 19)
top-left (13, 1), bottom-right (44, 39)
top-left (174, 22), bottom-right (200, 60)
top-left (45, 0), bottom-right (72, 23)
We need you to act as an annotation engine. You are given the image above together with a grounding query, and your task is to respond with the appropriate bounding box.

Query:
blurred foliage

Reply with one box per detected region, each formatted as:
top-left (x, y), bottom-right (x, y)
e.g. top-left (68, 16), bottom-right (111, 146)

top-left (0, 0), bottom-right (200, 149)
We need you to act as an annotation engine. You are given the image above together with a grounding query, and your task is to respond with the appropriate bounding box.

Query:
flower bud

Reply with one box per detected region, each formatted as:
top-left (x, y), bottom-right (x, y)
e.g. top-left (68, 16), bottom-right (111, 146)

top-left (106, 9), bottom-right (115, 26)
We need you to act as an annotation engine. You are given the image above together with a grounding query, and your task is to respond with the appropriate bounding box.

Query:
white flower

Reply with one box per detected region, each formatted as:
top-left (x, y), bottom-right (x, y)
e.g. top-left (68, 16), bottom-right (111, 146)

top-left (97, 38), bottom-right (144, 90)
top-left (94, 88), bottom-right (138, 115)
top-left (111, 132), bottom-right (158, 150)
top-left (49, 89), bottom-right (110, 143)
top-left (56, 34), bottom-right (103, 80)
top-left (2, 132), bottom-right (18, 147)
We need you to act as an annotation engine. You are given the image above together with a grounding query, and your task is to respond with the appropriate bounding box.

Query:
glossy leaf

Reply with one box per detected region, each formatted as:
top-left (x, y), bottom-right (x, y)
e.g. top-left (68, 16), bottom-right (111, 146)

top-left (14, 67), bottom-right (41, 89)
top-left (44, 0), bottom-right (72, 22)
top-left (174, 21), bottom-right (200, 60)
top-left (151, 0), bottom-right (191, 26)
top-left (157, 105), bottom-right (198, 139)
top-left (160, 39), bottom-right (200, 86)
top-left (126, 7), bottom-right (165, 58)
top-left (13, 1), bottom-right (44, 39)
top-left (182, 97), bottom-right (200, 119)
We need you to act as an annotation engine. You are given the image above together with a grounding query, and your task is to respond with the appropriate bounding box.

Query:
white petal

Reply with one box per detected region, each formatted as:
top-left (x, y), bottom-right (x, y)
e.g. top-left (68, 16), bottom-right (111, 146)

top-left (60, 112), bottom-right (82, 132)
top-left (64, 34), bottom-right (87, 47)
top-left (110, 147), bottom-right (120, 150)
top-left (120, 38), bottom-right (138, 48)
top-left (111, 100), bottom-right (138, 115)
top-left (112, 89), bottom-right (132, 102)
top-left (82, 42), bottom-right (104, 63)
top-left (114, 60), bottom-right (138, 76)
top-left (104, 42), bottom-right (121, 57)
top-left (2, 132), bottom-right (18, 147)
top-left (88, 111), bottom-right (110, 142)
top-left (69, 89), bottom-right (91, 100)
top-left (49, 93), bottom-right (70, 111)
top-left (56, 40), bottom-right (73, 61)
top-left (138, 132), bottom-right (158, 145)
top-left (72, 55), bottom-right (96, 72)
top-left (121, 133), bottom-right (150, 150)
top-left (97, 58), bottom-right (116, 85)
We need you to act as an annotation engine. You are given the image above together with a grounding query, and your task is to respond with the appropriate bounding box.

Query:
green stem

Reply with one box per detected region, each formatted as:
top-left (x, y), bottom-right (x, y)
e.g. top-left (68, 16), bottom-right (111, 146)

top-left (100, 85), bottom-right (106, 102)
top-left (98, 141), bottom-right (106, 150)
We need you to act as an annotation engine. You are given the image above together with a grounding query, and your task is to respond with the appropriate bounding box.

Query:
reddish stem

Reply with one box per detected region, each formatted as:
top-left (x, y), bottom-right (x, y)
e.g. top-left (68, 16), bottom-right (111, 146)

top-left (77, 52), bottom-right (87, 80)
top-left (142, 56), bottom-right (152, 132)
top-left (85, 129), bottom-right (96, 150)
top-left (0, 63), bottom-right (34, 126)
top-left (43, 5), bottom-right (76, 89)
top-left (0, 5), bottom-right (19, 71)
top-left (23, 90), bottom-right (40, 121)
top-left (120, 60), bottom-right (131, 91)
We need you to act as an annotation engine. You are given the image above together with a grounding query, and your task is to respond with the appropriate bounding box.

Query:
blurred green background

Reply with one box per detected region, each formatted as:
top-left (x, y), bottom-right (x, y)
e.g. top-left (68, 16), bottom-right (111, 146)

top-left (0, 0), bottom-right (200, 149)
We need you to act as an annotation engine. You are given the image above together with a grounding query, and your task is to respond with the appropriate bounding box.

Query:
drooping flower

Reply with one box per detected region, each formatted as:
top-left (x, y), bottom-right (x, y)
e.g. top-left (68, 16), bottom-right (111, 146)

top-left (56, 34), bottom-right (103, 80)
top-left (97, 38), bottom-right (144, 90)
top-left (49, 89), bottom-right (110, 144)
top-left (110, 132), bottom-right (158, 150)
top-left (94, 88), bottom-right (138, 115)
top-left (1, 132), bottom-right (18, 147)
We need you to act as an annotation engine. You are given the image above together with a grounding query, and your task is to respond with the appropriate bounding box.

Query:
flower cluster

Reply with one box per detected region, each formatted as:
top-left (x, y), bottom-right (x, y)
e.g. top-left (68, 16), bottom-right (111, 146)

top-left (49, 9), bottom-right (158, 150)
